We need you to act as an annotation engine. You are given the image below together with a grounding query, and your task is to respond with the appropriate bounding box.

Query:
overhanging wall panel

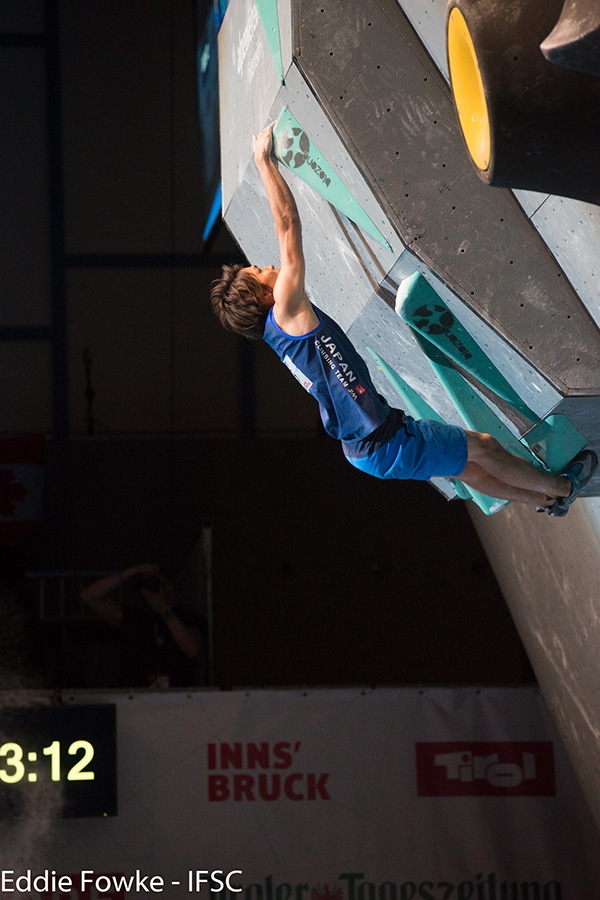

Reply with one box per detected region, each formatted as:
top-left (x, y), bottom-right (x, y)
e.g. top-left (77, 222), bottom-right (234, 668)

top-left (294, 0), bottom-right (600, 393)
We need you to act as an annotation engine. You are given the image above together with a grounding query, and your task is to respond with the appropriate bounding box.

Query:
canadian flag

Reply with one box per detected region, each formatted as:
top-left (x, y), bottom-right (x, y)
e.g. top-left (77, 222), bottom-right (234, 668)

top-left (0, 435), bottom-right (45, 545)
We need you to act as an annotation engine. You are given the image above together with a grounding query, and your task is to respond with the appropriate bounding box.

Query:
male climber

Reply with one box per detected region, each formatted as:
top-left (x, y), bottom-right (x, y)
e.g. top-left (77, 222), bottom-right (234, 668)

top-left (211, 122), bottom-right (597, 516)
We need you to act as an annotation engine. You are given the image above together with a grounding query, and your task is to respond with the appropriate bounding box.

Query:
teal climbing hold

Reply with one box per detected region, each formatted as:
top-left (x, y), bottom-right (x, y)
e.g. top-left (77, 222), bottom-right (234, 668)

top-left (397, 273), bottom-right (587, 473)
top-left (367, 346), bottom-right (509, 515)
top-left (273, 107), bottom-right (392, 252)
top-left (398, 272), bottom-right (539, 422)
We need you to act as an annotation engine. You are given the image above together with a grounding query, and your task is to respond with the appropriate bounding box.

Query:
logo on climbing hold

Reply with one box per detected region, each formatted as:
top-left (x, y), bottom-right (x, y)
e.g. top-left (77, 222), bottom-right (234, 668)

top-left (279, 127), bottom-right (310, 168)
top-left (279, 127), bottom-right (331, 187)
top-left (413, 304), bottom-right (455, 336)
top-left (412, 305), bottom-right (473, 362)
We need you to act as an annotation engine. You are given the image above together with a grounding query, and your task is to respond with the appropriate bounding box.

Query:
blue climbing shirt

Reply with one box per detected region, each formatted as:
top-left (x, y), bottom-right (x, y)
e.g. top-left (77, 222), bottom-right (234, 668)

top-left (262, 305), bottom-right (392, 441)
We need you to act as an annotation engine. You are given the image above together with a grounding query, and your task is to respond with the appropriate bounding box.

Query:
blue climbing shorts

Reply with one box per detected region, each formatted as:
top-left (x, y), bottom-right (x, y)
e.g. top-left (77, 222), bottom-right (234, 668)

top-left (343, 415), bottom-right (468, 481)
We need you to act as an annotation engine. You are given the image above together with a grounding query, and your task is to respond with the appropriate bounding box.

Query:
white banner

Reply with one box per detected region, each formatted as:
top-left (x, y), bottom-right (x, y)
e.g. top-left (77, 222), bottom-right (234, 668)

top-left (1, 687), bottom-right (599, 899)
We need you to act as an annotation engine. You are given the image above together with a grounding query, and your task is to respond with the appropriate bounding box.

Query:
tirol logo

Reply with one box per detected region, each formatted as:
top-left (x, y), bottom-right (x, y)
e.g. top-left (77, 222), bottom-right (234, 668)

top-left (279, 127), bottom-right (332, 187)
top-left (412, 304), bottom-right (473, 362)
top-left (416, 742), bottom-right (555, 797)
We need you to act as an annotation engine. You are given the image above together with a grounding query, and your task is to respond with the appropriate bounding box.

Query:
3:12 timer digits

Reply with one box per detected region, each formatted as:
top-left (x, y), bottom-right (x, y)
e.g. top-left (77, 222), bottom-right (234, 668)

top-left (0, 740), bottom-right (95, 783)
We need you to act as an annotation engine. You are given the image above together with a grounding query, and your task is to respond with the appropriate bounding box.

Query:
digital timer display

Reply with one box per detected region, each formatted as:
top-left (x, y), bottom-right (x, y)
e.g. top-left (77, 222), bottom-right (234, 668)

top-left (0, 704), bottom-right (117, 818)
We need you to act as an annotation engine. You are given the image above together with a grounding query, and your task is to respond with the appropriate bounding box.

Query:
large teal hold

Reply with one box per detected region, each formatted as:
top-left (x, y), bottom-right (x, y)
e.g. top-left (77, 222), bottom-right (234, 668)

top-left (273, 107), bottom-right (392, 252)
top-left (398, 273), bottom-right (539, 422)
top-left (367, 346), bottom-right (509, 516)
top-left (397, 274), bottom-right (587, 473)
